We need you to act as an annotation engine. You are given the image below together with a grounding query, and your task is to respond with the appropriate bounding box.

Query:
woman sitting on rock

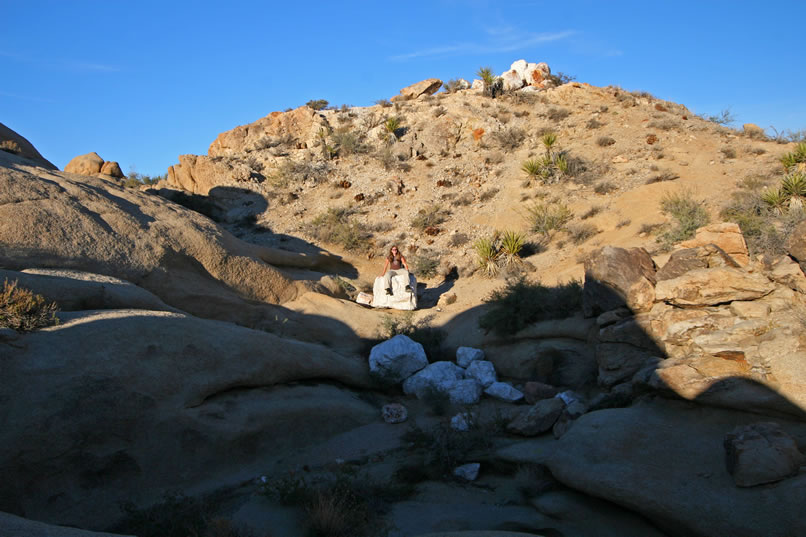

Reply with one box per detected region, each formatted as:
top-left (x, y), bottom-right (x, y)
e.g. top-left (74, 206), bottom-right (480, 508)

top-left (379, 245), bottom-right (411, 295)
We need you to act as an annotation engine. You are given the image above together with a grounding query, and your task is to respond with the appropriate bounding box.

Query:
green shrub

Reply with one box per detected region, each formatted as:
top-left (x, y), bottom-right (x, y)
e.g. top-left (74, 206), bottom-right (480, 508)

top-left (306, 208), bottom-right (371, 252)
top-left (0, 279), bottom-right (59, 332)
top-left (411, 205), bottom-right (447, 231)
top-left (306, 99), bottom-right (329, 111)
top-left (782, 171), bottom-right (806, 199)
top-left (492, 127), bottom-right (526, 152)
top-left (658, 190), bottom-right (710, 247)
top-left (412, 253), bottom-right (440, 279)
top-left (526, 202), bottom-right (573, 238)
top-left (479, 277), bottom-right (583, 336)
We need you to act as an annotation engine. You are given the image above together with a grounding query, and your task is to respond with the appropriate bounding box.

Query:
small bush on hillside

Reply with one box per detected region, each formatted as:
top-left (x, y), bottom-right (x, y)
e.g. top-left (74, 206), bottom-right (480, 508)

top-left (411, 205), bottom-right (447, 231)
top-left (596, 136), bottom-right (615, 147)
top-left (658, 190), bottom-right (710, 248)
top-left (479, 277), bottom-right (583, 336)
top-left (580, 206), bottom-right (603, 220)
top-left (545, 107), bottom-right (571, 121)
top-left (594, 181), bottom-right (617, 194)
top-left (330, 129), bottom-right (369, 157)
top-left (443, 79), bottom-right (464, 94)
top-left (567, 222), bottom-right (601, 244)
top-left (526, 202), bottom-right (573, 239)
top-left (412, 252), bottom-right (440, 279)
top-left (306, 208), bottom-right (371, 252)
top-left (702, 109), bottom-right (735, 126)
top-left (546, 72), bottom-right (576, 86)
top-left (492, 127), bottom-right (526, 152)
top-left (0, 279), bottom-right (59, 332)
top-left (645, 171), bottom-right (680, 184)
top-left (586, 118), bottom-right (604, 129)
top-left (306, 99), bottom-right (329, 111)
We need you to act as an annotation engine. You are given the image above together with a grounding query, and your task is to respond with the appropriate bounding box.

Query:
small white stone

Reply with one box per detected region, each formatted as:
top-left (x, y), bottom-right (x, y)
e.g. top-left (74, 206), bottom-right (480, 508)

top-left (454, 462), bottom-right (481, 481)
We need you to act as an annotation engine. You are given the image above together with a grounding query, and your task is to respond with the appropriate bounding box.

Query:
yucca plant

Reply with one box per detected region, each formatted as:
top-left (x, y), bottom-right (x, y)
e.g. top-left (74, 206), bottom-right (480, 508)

top-left (499, 230), bottom-right (525, 265)
top-left (761, 188), bottom-right (789, 215)
top-left (781, 171), bottom-right (806, 199)
top-left (780, 142), bottom-right (806, 170)
top-left (383, 116), bottom-right (401, 143)
top-left (473, 236), bottom-right (500, 277)
top-left (476, 66), bottom-right (496, 88)
top-left (521, 158), bottom-right (543, 181)
top-left (555, 153), bottom-right (569, 175)
top-left (541, 132), bottom-right (558, 156)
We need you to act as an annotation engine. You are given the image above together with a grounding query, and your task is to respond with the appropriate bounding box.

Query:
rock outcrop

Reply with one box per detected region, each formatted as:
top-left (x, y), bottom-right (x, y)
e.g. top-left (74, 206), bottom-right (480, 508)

top-left (1, 309), bottom-right (374, 528)
top-left (399, 78), bottom-right (442, 100)
top-left (65, 152), bottom-right (124, 179)
top-left (0, 122), bottom-right (57, 169)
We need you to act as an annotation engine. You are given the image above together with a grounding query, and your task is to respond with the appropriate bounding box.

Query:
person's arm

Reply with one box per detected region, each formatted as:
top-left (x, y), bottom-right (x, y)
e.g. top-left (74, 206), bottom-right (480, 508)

top-left (380, 259), bottom-right (390, 277)
top-left (401, 256), bottom-right (410, 271)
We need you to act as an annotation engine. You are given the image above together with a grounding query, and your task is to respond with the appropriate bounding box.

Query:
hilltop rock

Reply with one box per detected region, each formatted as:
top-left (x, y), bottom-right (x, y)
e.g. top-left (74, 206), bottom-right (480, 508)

top-left (400, 78), bottom-right (442, 100)
top-left (0, 309), bottom-right (374, 528)
top-left (499, 59), bottom-right (552, 91)
top-left (166, 153), bottom-right (255, 195)
top-left (100, 160), bottom-right (124, 178)
top-left (0, 122), bottom-right (57, 169)
top-left (208, 106), bottom-right (325, 158)
top-left (65, 151), bottom-right (104, 175)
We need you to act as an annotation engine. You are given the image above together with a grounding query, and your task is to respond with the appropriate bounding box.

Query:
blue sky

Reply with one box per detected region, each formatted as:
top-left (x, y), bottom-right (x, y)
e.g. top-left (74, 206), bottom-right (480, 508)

top-left (2, 0), bottom-right (805, 176)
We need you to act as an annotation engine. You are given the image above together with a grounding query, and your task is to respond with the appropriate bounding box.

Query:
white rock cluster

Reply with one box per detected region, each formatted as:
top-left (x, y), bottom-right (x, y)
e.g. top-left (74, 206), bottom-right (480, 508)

top-left (470, 59), bottom-right (554, 92)
top-left (368, 337), bottom-right (524, 405)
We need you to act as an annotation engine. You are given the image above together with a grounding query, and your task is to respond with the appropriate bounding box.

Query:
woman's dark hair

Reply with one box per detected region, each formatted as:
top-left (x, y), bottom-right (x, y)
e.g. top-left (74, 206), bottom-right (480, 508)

top-left (387, 245), bottom-right (402, 262)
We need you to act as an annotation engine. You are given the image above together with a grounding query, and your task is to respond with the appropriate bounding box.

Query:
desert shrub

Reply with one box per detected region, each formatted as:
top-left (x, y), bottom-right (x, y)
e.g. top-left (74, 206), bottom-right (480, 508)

top-left (432, 106), bottom-right (447, 118)
top-left (452, 192), bottom-right (474, 206)
top-left (375, 99), bottom-right (392, 108)
top-left (306, 99), bottom-right (329, 111)
top-left (413, 253), bottom-right (440, 279)
top-left (0, 140), bottom-right (21, 154)
top-left (526, 202), bottom-right (573, 239)
top-left (330, 129), bottom-right (368, 157)
top-left (594, 181), bottom-right (617, 194)
top-left (596, 136), bottom-right (616, 147)
top-left (658, 190), bottom-right (710, 247)
top-left (580, 206), bottom-right (603, 220)
top-left (306, 208), bottom-right (371, 252)
top-left (492, 127), bottom-right (526, 152)
top-left (648, 119), bottom-right (679, 131)
top-left (545, 107), bottom-right (571, 121)
top-left (479, 188), bottom-right (499, 202)
top-left (375, 147), bottom-right (397, 170)
top-left (0, 279), bottom-right (59, 332)
top-left (448, 233), bottom-right (469, 247)
top-left (499, 230), bottom-right (525, 265)
top-left (721, 147), bottom-right (737, 159)
top-left (702, 109), bottom-right (735, 126)
top-left (567, 222), bottom-right (600, 244)
top-left (278, 160), bottom-right (331, 184)
top-left (586, 118), bottom-right (604, 129)
top-left (383, 116), bottom-right (403, 142)
top-left (479, 277), bottom-right (583, 335)
top-left (616, 218), bottom-right (631, 228)
top-left (114, 492), bottom-right (232, 537)
top-left (646, 171), bottom-right (680, 184)
top-left (401, 422), bottom-right (494, 478)
top-left (443, 79), bottom-right (463, 93)
top-left (411, 205), bottom-right (447, 231)
top-left (546, 72), bottom-right (576, 86)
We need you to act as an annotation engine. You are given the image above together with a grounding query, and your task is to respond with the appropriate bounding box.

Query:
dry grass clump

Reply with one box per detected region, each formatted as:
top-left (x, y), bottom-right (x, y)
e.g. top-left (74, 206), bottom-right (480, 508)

top-left (545, 107), bottom-right (571, 121)
top-left (596, 136), bottom-right (616, 147)
top-left (594, 181), bottom-right (618, 194)
top-left (658, 189), bottom-right (710, 248)
top-left (526, 202), bottom-right (573, 239)
top-left (305, 208), bottom-right (371, 252)
top-left (492, 127), bottom-right (526, 152)
top-left (646, 171), bottom-right (680, 184)
top-left (411, 205), bottom-right (448, 231)
top-left (1, 279), bottom-right (59, 332)
top-left (567, 222), bottom-right (601, 244)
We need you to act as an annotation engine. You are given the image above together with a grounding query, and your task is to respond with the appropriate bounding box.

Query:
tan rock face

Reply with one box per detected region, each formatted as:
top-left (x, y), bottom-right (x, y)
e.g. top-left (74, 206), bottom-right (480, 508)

top-left (656, 244), bottom-right (738, 281)
top-left (100, 160), bottom-right (123, 178)
top-left (208, 106), bottom-right (322, 157)
top-left (167, 153), bottom-right (253, 194)
top-left (0, 122), bottom-right (57, 169)
top-left (786, 220), bottom-right (806, 266)
top-left (770, 255), bottom-right (806, 293)
top-left (399, 78), bottom-right (442, 100)
top-left (583, 246), bottom-right (657, 316)
top-left (678, 223), bottom-right (750, 266)
top-left (655, 267), bottom-right (774, 306)
top-left (64, 152), bottom-right (104, 176)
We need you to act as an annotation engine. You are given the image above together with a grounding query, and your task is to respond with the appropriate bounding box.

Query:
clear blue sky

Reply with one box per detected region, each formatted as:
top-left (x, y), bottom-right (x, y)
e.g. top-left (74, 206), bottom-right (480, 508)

top-left (3, 0), bottom-right (805, 177)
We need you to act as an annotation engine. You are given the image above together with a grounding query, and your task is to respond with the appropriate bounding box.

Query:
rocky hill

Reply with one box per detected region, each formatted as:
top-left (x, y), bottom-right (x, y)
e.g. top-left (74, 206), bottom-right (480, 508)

top-left (2, 60), bottom-right (806, 537)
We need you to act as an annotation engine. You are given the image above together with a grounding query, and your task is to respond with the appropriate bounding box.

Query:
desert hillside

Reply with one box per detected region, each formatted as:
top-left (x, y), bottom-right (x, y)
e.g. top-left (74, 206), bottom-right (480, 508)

top-left (2, 61), bottom-right (806, 537)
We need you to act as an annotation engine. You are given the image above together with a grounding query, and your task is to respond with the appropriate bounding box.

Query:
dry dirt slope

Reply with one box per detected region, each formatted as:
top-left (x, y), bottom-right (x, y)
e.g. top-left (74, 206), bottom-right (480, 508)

top-left (160, 77), bottom-right (796, 341)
